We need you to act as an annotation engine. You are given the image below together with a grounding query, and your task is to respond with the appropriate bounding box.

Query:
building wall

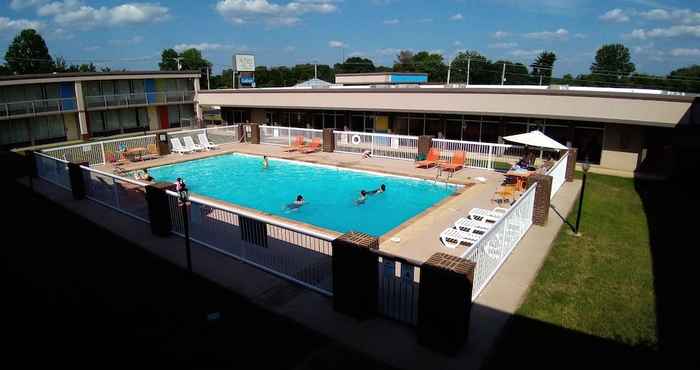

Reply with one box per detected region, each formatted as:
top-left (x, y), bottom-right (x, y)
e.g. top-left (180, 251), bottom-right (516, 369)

top-left (147, 106), bottom-right (159, 131)
top-left (63, 113), bottom-right (79, 141)
top-left (600, 123), bottom-right (644, 172)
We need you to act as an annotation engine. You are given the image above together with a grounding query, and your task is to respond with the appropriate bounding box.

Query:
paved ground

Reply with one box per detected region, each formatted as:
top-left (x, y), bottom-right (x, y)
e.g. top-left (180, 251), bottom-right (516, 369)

top-left (23, 146), bottom-right (581, 370)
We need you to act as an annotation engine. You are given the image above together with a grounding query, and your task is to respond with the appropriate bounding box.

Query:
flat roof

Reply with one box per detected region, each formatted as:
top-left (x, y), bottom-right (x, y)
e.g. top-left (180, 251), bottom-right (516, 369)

top-left (335, 72), bottom-right (429, 76)
top-left (0, 70), bottom-right (201, 86)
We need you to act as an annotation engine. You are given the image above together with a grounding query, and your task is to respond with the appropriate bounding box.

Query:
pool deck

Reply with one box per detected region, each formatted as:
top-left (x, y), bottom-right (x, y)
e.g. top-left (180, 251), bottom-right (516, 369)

top-left (96, 142), bottom-right (508, 263)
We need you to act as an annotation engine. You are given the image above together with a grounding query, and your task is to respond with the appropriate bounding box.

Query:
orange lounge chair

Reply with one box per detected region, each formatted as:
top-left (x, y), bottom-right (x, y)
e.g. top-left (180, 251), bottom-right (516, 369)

top-left (301, 137), bottom-right (322, 153)
top-left (416, 148), bottom-right (440, 168)
top-left (439, 151), bottom-right (466, 172)
top-left (283, 135), bottom-right (305, 152)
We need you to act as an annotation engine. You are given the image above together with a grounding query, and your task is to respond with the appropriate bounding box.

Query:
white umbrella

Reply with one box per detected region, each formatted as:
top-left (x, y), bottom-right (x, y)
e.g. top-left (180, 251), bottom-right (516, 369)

top-left (503, 130), bottom-right (567, 150)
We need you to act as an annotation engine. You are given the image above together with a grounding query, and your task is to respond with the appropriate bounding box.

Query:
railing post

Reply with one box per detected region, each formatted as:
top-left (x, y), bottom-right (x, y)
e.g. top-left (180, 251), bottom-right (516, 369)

top-left (145, 182), bottom-right (175, 237)
top-left (31, 101), bottom-right (36, 114)
top-left (322, 128), bottom-right (335, 152)
top-left (488, 145), bottom-right (494, 170)
top-left (100, 142), bottom-right (106, 165)
top-left (370, 134), bottom-right (375, 155)
top-left (417, 253), bottom-right (475, 355)
top-left (565, 148), bottom-right (578, 182)
top-left (67, 161), bottom-right (89, 200)
top-left (526, 174), bottom-right (553, 226)
top-left (332, 232), bottom-right (379, 319)
top-left (417, 135), bottom-right (433, 158)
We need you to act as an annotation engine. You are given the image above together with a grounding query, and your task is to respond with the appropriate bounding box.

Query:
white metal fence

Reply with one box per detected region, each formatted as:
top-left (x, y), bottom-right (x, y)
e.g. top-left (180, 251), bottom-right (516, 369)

top-left (260, 125), bottom-right (323, 146)
top-left (35, 152), bottom-right (71, 190)
top-left (166, 191), bottom-right (336, 295)
top-left (43, 141), bottom-right (106, 166)
top-left (81, 166), bottom-right (150, 223)
top-left (377, 255), bottom-right (421, 325)
top-left (546, 151), bottom-right (569, 199)
top-left (432, 138), bottom-right (526, 171)
top-left (205, 125), bottom-right (239, 144)
top-left (334, 131), bottom-right (419, 161)
top-left (462, 184), bottom-right (537, 300)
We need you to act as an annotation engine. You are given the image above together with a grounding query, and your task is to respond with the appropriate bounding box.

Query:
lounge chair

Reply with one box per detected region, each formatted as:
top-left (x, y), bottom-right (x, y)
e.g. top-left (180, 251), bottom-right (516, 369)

top-left (170, 138), bottom-right (193, 155)
top-left (416, 148), bottom-right (440, 168)
top-left (182, 136), bottom-right (205, 152)
top-left (301, 137), bottom-right (322, 154)
top-left (198, 133), bottom-right (219, 150)
top-left (492, 185), bottom-right (517, 206)
top-left (453, 218), bottom-right (492, 235)
top-left (283, 135), bottom-right (305, 152)
top-left (465, 208), bottom-right (506, 224)
top-left (439, 151), bottom-right (466, 172)
top-left (440, 227), bottom-right (483, 249)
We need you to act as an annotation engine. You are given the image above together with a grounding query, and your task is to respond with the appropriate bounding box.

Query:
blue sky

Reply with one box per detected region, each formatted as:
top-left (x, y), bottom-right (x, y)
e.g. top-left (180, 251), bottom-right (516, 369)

top-left (1, 0), bottom-right (699, 77)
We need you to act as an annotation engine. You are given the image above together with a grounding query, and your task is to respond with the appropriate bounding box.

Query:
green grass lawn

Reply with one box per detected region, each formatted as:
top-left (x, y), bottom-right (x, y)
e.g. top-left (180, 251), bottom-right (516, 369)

top-left (518, 173), bottom-right (657, 346)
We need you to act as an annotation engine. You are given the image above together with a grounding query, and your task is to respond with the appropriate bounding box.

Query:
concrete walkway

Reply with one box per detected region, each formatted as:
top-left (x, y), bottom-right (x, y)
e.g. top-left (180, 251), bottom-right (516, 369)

top-left (22, 171), bottom-right (580, 370)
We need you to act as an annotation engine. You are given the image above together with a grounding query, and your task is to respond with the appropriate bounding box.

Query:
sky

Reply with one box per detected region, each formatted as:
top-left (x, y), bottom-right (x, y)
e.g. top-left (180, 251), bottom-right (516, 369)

top-left (1, 0), bottom-right (699, 77)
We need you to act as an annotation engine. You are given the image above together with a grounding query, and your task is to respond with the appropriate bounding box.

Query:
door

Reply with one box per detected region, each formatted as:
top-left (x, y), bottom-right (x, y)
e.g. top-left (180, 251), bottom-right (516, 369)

top-left (158, 105), bottom-right (169, 129)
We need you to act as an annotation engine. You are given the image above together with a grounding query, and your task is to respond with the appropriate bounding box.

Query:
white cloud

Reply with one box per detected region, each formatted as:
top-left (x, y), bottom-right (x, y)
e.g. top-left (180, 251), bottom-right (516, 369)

top-left (216, 0), bottom-right (337, 26)
top-left (625, 25), bottom-right (700, 40)
top-left (599, 9), bottom-right (630, 23)
top-left (174, 43), bottom-right (234, 52)
top-left (524, 28), bottom-right (569, 40)
top-left (417, 18), bottom-right (432, 23)
top-left (509, 49), bottom-right (544, 57)
top-left (377, 48), bottom-right (403, 56)
top-left (449, 13), bottom-right (464, 21)
top-left (640, 9), bottom-right (700, 24)
top-left (9, 0), bottom-right (47, 10)
top-left (574, 33), bottom-right (586, 39)
top-left (46, 27), bottom-right (74, 40)
top-left (492, 31), bottom-right (511, 39)
top-left (384, 18), bottom-right (399, 25)
top-left (489, 42), bottom-right (518, 49)
top-left (349, 51), bottom-right (366, 57)
top-left (328, 40), bottom-right (346, 48)
top-left (0, 16), bottom-right (43, 32)
top-left (36, 1), bottom-right (170, 28)
top-left (453, 41), bottom-right (462, 46)
top-left (670, 48), bottom-right (700, 57)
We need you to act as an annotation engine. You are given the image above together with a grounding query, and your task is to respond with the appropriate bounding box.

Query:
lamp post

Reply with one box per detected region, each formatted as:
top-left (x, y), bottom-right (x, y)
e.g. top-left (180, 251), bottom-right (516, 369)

top-left (178, 186), bottom-right (192, 274)
top-left (574, 160), bottom-right (591, 236)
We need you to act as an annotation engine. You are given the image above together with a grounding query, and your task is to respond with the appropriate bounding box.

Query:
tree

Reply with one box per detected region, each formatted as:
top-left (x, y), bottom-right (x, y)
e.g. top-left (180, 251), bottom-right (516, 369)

top-left (449, 51), bottom-right (492, 84)
top-left (179, 48), bottom-right (211, 71)
top-left (497, 60), bottom-right (531, 85)
top-left (590, 44), bottom-right (635, 80)
top-left (159, 48), bottom-right (179, 70)
top-left (412, 51), bottom-right (448, 82)
top-left (531, 51), bottom-right (557, 85)
top-left (666, 65), bottom-right (700, 93)
top-left (0, 64), bottom-right (11, 76)
top-left (5, 29), bottom-right (54, 74)
top-left (334, 57), bottom-right (375, 74)
top-left (54, 56), bottom-right (97, 73)
top-left (393, 50), bottom-right (415, 72)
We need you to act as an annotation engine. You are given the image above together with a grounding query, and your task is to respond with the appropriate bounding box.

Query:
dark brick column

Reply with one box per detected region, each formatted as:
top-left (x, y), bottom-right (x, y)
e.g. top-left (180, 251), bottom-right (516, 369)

top-left (322, 128), bottom-right (335, 152)
top-left (417, 253), bottom-right (475, 355)
top-left (249, 123), bottom-right (261, 144)
top-left (565, 148), bottom-right (577, 182)
top-left (156, 131), bottom-right (170, 156)
top-left (418, 135), bottom-right (433, 157)
top-left (332, 232), bottom-right (379, 319)
top-left (68, 161), bottom-right (88, 200)
top-left (526, 174), bottom-right (553, 226)
top-left (146, 182), bottom-right (175, 237)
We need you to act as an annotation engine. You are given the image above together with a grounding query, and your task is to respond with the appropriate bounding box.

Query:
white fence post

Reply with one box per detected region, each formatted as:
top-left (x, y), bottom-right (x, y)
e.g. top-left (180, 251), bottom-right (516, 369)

top-left (100, 142), bottom-right (106, 165)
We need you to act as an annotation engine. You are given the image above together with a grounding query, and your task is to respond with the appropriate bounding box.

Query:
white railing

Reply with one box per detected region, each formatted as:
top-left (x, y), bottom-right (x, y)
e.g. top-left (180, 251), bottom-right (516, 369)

top-left (377, 254), bottom-right (421, 325)
top-left (205, 124), bottom-right (239, 144)
top-left (260, 125), bottom-right (323, 146)
top-left (84, 90), bottom-right (195, 110)
top-left (43, 141), bottom-right (106, 166)
top-left (166, 190), bottom-right (336, 295)
top-left (462, 184), bottom-right (537, 300)
top-left (432, 138), bottom-right (526, 171)
top-left (546, 151), bottom-right (569, 199)
top-left (334, 131), bottom-right (419, 161)
top-left (2, 97), bottom-right (77, 119)
top-left (81, 166), bottom-right (150, 223)
top-left (34, 152), bottom-right (71, 191)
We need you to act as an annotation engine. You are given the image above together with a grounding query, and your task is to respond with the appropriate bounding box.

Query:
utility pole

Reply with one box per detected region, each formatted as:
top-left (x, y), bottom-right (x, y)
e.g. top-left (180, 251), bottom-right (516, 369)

top-left (501, 62), bottom-right (506, 85)
top-left (466, 56), bottom-right (471, 85)
top-left (314, 62), bottom-right (318, 79)
top-left (206, 66), bottom-right (211, 90)
top-left (446, 58), bottom-right (452, 84)
top-left (173, 57), bottom-right (183, 71)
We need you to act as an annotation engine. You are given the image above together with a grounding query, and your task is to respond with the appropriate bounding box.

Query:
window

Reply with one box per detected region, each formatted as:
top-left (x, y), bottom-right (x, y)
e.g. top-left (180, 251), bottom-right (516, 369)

top-left (168, 105), bottom-right (180, 127)
top-left (351, 114), bottom-right (364, 131)
top-left (393, 116), bottom-right (409, 135)
top-left (425, 117), bottom-right (444, 138)
top-left (481, 119), bottom-right (500, 143)
top-left (0, 119), bottom-right (30, 146)
top-left (88, 111), bottom-right (105, 134)
top-left (408, 115), bottom-right (424, 136)
top-left (445, 119), bottom-right (462, 140)
top-left (573, 126), bottom-right (604, 164)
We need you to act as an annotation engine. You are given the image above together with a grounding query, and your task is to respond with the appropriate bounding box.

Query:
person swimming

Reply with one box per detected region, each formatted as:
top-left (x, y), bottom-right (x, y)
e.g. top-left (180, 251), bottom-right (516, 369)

top-left (262, 155), bottom-right (269, 169)
top-left (366, 184), bottom-right (386, 195)
top-left (355, 190), bottom-right (367, 205)
top-left (285, 195), bottom-right (305, 211)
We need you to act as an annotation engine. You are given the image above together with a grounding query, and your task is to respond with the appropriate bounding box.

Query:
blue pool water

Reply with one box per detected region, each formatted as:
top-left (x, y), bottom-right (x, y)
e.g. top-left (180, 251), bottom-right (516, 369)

top-left (148, 154), bottom-right (455, 236)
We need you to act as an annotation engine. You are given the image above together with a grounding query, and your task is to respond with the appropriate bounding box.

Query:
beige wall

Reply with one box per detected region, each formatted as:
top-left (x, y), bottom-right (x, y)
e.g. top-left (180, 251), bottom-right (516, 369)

top-left (198, 89), bottom-right (693, 128)
top-left (335, 75), bottom-right (390, 84)
top-left (63, 113), bottom-right (79, 141)
top-left (600, 123), bottom-right (643, 171)
top-left (147, 106), bottom-right (159, 131)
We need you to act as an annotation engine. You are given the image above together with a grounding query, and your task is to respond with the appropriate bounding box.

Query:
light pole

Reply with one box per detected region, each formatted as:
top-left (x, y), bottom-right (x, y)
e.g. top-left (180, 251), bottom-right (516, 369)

top-left (178, 185), bottom-right (192, 274)
top-left (574, 160), bottom-right (591, 236)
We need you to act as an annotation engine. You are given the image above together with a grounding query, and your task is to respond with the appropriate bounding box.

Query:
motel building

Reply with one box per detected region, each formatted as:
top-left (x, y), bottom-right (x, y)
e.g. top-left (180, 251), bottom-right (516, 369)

top-left (0, 71), bottom-right (200, 150)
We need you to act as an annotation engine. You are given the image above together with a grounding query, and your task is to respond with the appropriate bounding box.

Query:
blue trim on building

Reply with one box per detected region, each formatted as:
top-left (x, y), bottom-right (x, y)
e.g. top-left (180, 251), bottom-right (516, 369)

top-left (389, 74), bottom-right (428, 84)
top-left (145, 79), bottom-right (156, 103)
top-left (59, 82), bottom-right (76, 110)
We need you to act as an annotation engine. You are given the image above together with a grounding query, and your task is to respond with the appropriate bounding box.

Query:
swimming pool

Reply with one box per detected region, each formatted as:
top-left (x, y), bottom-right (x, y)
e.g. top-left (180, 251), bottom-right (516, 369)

top-left (148, 154), bottom-right (456, 236)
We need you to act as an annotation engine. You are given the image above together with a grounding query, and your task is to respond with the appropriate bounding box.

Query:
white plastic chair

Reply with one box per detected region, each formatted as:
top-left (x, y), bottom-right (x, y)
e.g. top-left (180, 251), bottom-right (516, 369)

top-left (170, 138), bottom-right (193, 155)
top-left (182, 136), bottom-right (204, 152)
top-left (197, 133), bottom-right (219, 150)
top-left (453, 218), bottom-right (492, 235)
top-left (440, 227), bottom-right (483, 249)
top-left (466, 208), bottom-right (505, 224)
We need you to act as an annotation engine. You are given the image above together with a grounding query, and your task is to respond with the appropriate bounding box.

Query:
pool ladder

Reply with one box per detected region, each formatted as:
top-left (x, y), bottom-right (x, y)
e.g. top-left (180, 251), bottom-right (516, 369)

top-left (434, 167), bottom-right (454, 187)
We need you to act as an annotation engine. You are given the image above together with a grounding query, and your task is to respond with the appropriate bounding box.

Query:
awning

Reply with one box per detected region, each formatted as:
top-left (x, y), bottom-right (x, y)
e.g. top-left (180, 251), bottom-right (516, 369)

top-left (503, 130), bottom-right (568, 150)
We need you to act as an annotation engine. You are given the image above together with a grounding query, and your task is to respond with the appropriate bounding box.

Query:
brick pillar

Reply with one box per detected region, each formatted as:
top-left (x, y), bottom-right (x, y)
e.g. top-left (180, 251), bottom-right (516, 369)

top-left (249, 123), bottom-right (260, 144)
top-left (332, 232), bottom-right (379, 319)
top-left (417, 253), bottom-right (475, 355)
top-left (418, 135), bottom-right (433, 157)
top-left (322, 128), bottom-right (335, 152)
top-left (146, 182), bottom-right (175, 237)
top-left (67, 161), bottom-right (88, 200)
top-left (156, 131), bottom-right (170, 156)
top-left (526, 174), bottom-right (553, 226)
top-left (565, 148), bottom-right (577, 182)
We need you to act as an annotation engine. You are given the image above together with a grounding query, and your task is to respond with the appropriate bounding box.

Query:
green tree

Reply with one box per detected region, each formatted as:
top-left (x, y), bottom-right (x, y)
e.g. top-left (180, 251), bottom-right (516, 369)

top-left (0, 64), bottom-right (11, 76)
top-left (590, 44), bottom-right (635, 80)
top-left (334, 57), bottom-right (375, 74)
top-left (54, 56), bottom-right (97, 73)
top-left (497, 61), bottom-right (531, 85)
top-left (412, 51), bottom-right (448, 82)
top-left (5, 29), bottom-right (54, 74)
top-left (449, 51), bottom-right (492, 84)
top-left (531, 51), bottom-right (557, 85)
top-left (667, 65), bottom-right (700, 93)
top-left (393, 50), bottom-right (415, 72)
top-left (159, 48), bottom-right (179, 70)
top-left (179, 48), bottom-right (211, 71)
